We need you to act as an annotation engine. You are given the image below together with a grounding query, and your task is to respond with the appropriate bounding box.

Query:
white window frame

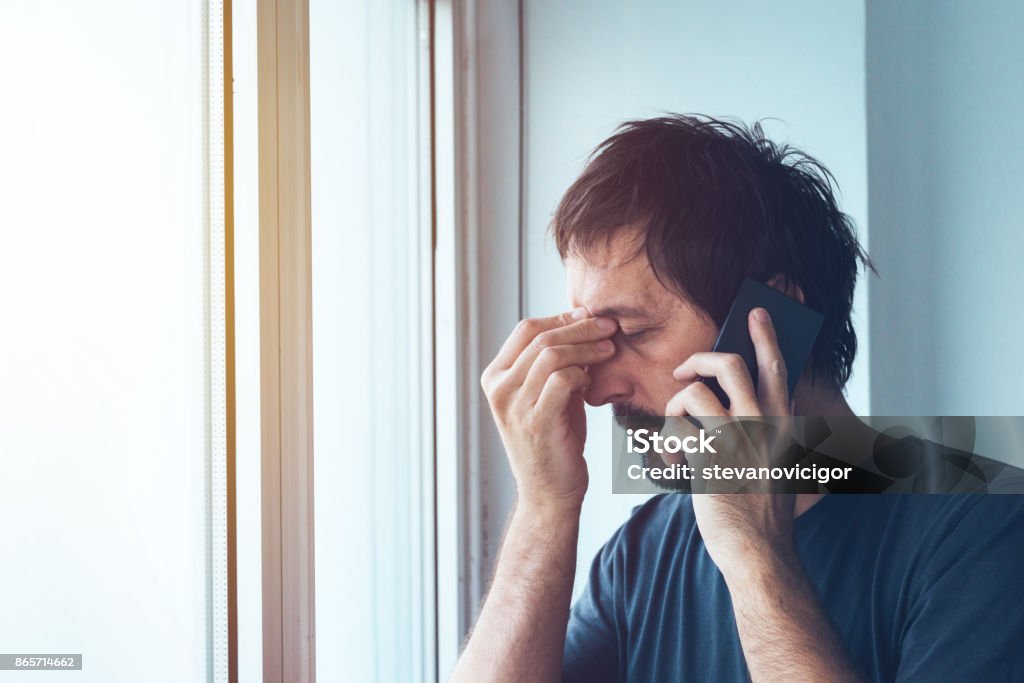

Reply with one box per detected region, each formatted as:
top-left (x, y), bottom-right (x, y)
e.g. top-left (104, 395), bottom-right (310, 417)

top-left (244, 0), bottom-right (521, 679)
top-left (255, 0), bottom-right (316, 680)
top-left (250, 0), bottom-right (442, 681)
top-left (433, 0), bottom-right (525, 676)
top-left (204, 0), bottom-right (233, 681)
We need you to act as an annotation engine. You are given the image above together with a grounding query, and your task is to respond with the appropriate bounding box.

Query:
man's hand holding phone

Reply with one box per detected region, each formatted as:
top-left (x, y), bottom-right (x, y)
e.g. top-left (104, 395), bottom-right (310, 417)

top-left (665, 307), bottom-right (801, 575)
top-left (481, 308), bottom-right (617, 514)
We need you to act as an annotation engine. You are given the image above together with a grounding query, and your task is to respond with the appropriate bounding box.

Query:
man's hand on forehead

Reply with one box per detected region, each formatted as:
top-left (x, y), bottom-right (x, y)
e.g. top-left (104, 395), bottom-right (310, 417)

top-left (480, 307), bottom-right (620, 512)
top-left (488, 307), bottom-right (619, 375)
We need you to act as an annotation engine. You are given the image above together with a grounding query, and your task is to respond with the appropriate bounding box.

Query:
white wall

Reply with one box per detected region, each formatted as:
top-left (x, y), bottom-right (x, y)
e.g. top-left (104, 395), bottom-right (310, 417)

top-left (867, 0), bottom-right (1024, 415)
top-left (521, 0), bottom-right (870, 597)
top-left (0, 3), bottom-right (209, 681)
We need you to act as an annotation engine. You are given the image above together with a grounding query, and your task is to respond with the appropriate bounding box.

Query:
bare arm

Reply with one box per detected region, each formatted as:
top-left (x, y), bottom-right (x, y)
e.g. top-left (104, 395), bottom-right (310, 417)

top-left (669, 306), bottom-right (863, 682)
top-left (451, 308), bottom-right (618, 682)
top-left (722, 539), bottom-right (862, 682)
top-left (450, 500), bottom-right (580, 683)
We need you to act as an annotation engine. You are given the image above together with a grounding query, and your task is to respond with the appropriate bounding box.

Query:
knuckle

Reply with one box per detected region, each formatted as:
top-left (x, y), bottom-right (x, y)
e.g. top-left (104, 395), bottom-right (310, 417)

top-left (483, 377), bottom-right (506, 402)
top-left (683, 381), bottom-right (705, 398)
top-left (537, 345), bottom-right (563, 365)
top-left (549, 368), bottom-right (571, 388)
top-left (758, 358), bottom-right (786, 378)
top-left (559, 309), bottom-right (585, 326)
top-left (516, 318), bottom-right (539, 336)
top-left (480, 364), bottom-right (504, 396)
top-left (553, 367), bottom-right (585, 391)
top-left (532, 331), bottom-right (554, 350)
top-left (485, 387), bottom-right (505, 413)
top-left (481, 361), bottom-right (498, 384)
top-left (724, 353), bottom-right (746, 373)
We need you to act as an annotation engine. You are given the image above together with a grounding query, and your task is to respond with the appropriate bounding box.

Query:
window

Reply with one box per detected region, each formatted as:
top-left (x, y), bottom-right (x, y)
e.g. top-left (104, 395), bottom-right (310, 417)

top-left (309, 1), bottom-right (435, 681)
top-left (0, 2), bottom-right (229, 680)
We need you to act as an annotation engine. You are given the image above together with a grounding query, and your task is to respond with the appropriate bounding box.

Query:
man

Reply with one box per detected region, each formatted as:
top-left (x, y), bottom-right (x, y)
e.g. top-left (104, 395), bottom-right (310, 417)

top-left (450, 115), bottom-right (1024, 681)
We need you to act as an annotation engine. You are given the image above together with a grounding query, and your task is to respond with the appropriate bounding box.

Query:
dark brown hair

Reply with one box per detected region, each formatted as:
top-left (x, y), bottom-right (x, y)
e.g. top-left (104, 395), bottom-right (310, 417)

top-left (552, 114), bottom-right (874, 389)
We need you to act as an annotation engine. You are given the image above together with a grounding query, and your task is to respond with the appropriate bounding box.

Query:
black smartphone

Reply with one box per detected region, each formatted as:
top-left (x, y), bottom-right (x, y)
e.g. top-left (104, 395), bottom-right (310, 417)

top-left (700, 277), bottom-right (823, 410)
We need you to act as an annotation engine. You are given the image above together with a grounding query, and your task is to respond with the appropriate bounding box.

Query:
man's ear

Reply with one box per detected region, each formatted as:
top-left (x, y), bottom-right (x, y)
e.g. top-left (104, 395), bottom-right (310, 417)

top-left (765, 273), bottom-right (806, 304)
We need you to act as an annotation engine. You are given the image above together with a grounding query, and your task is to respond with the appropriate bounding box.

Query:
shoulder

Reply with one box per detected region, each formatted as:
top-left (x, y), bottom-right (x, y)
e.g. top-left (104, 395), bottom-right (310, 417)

top-left (924, 494), bottom-right (1024, 543)
top-left (882, 495), bottom-right (1024, 594)
top-left (853, 492), bottom-right (1024, 550)
top-left (887, 492), bottom-right (1024, 536)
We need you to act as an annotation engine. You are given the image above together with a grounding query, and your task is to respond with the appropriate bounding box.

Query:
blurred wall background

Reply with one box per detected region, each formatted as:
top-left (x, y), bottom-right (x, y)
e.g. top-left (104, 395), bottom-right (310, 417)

top-left (866, 0), bottom-right (1024, 416)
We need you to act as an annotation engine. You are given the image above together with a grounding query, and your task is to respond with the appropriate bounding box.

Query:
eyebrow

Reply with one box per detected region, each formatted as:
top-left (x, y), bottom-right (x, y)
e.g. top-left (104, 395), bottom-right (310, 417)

top-left (588, 304), bottom-right (653, 319)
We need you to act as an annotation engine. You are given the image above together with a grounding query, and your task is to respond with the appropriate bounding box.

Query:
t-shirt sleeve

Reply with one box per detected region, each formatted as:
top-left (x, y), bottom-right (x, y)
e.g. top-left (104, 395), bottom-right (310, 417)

top-left (562, 523), bottom-right (628, 683)
top-left (894, 496), bottom-right (1024, 681)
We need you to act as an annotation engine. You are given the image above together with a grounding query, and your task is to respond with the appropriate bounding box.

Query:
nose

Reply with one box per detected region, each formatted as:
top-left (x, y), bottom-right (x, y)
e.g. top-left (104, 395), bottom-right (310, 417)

top-left (583, 353), bottom-right (633, 407)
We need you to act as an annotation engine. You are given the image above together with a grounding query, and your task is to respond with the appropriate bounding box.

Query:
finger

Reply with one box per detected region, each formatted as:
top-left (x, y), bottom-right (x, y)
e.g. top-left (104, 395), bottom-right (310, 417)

top-left (534, 315), bottom-right (618, 347)
top-left (665, 381), bottom-right (729, 418)
top-left (491, 308), bottom-right (589, 372)
top-left (658, 414), bottom-right (703, 456)
top-left (671, 353), bottom-right (759, 415)
top-left (506, 316), bottom-right (618, 384)
top-left (535, 366), bottom-right (590, 415)
top-left (748, 307), bottom-right (790, 416)
top-left (522, 341), bottom-right (616, 402)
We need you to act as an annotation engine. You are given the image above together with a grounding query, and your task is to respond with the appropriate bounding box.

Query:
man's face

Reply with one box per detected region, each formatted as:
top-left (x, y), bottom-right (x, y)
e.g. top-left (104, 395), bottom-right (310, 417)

top-left (565, 231), bottom-right (719, 417)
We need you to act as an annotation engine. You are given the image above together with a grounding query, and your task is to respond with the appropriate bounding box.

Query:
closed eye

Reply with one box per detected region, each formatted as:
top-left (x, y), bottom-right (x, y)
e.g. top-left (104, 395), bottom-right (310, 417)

top-left (620, 329), bottom-right (649, 342)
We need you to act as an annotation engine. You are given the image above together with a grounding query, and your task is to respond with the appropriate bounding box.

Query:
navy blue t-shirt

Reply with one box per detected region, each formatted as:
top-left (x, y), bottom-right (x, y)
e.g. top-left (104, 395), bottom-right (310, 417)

top-left (563, 491), bottom-right (1024, 682)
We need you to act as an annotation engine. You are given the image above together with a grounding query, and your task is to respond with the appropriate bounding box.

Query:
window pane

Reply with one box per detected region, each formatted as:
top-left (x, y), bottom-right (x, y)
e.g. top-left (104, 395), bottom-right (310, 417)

top-left (0, 2), bottom-right (213, 681)
top-left (310, 1), bottom-right (433, 681)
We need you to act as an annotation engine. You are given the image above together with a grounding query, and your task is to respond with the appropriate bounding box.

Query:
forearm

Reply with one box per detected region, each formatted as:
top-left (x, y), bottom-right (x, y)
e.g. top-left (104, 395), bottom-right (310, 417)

top-left (722, 543), bottom-right (863, 683)
top-left (451, 500), bottom-right (581, 683)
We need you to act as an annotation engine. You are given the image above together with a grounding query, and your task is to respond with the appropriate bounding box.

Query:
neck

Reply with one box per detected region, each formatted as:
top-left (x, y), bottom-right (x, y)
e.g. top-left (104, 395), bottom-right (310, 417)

top-left (791, 374), bottom-right (855, 417)
top-left (790, 375), bottom-right (858, 517)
